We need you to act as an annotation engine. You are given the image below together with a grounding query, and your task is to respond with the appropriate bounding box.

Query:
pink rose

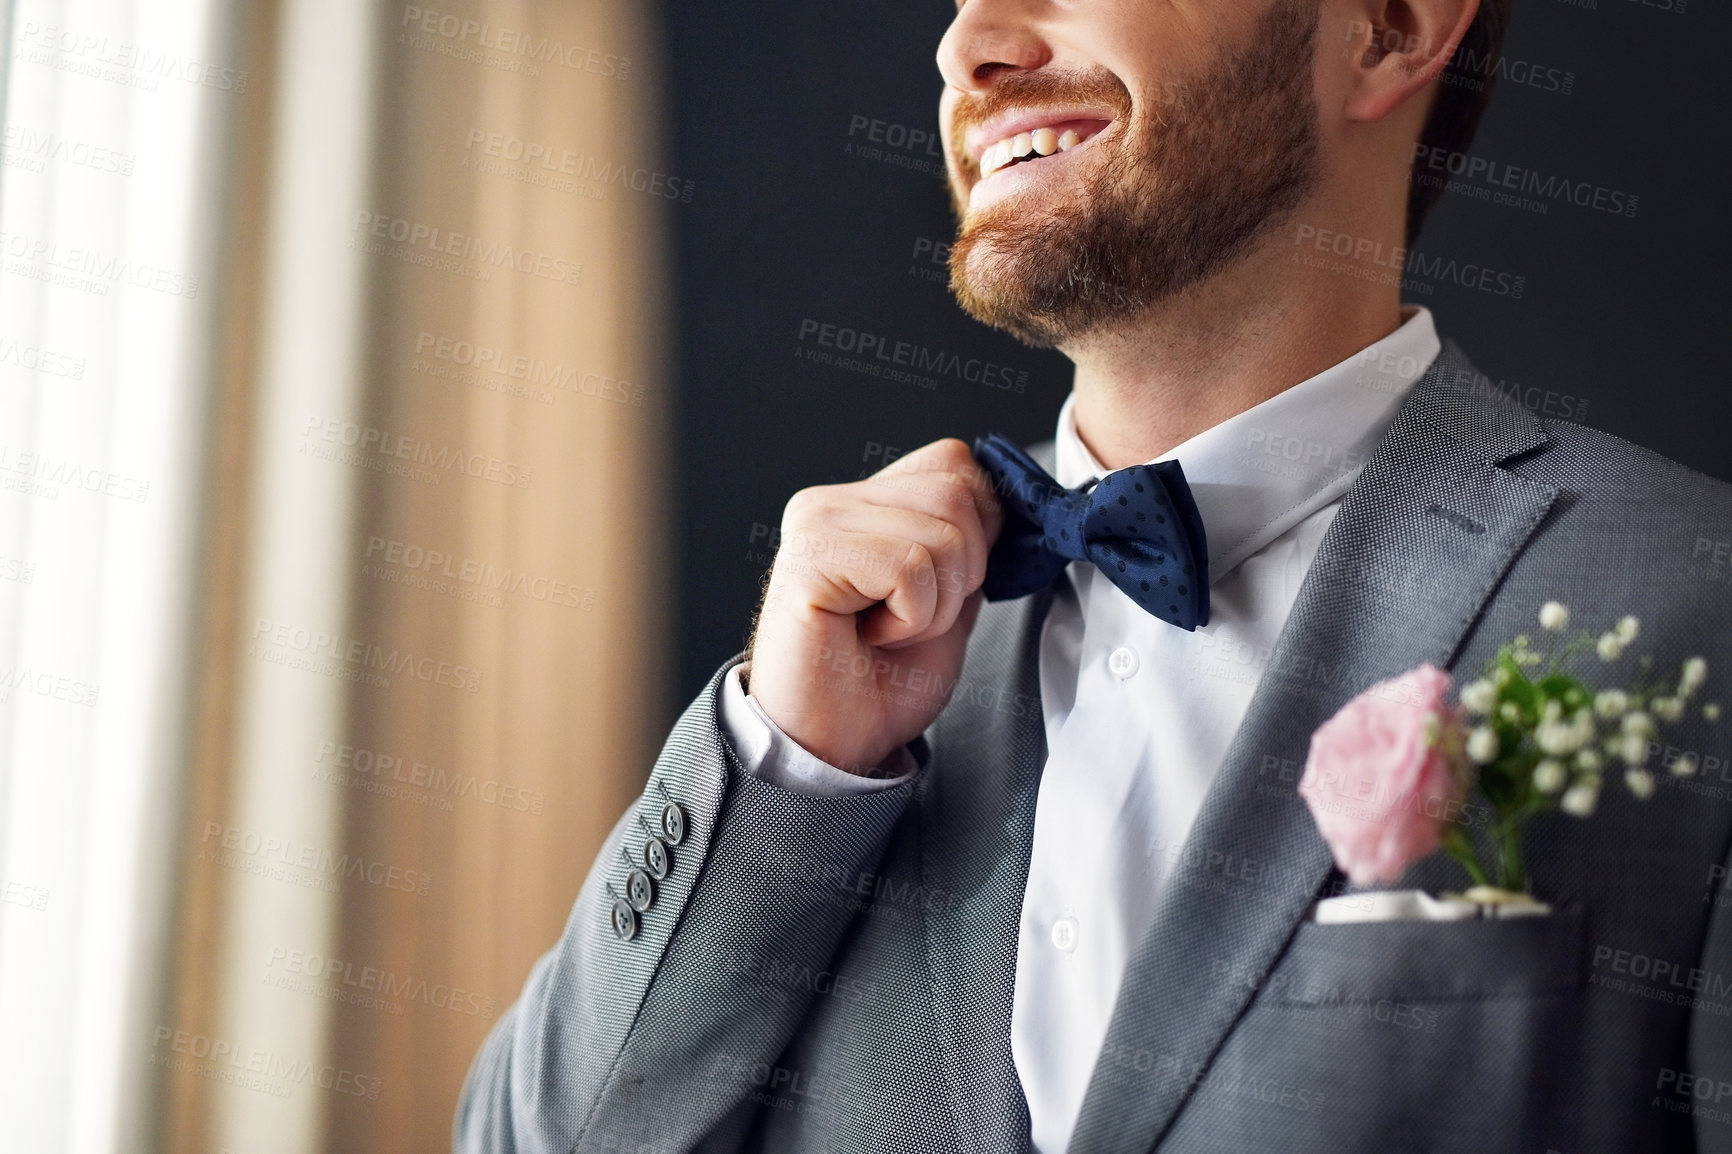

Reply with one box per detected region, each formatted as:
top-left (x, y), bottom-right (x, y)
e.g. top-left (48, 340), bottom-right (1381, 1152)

top-left (1297, 663), bottom-right (1465, 887)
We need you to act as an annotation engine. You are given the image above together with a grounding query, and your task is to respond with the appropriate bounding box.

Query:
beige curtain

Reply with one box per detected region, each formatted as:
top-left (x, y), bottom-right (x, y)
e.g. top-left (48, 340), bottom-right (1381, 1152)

top-left (162, 1), bottom-right (671, 1151)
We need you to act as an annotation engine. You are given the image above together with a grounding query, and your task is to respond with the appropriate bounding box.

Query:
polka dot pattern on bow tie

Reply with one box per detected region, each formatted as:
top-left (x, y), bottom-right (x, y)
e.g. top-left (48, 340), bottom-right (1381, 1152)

top-left (971, 433), bottom-right (1210, 630)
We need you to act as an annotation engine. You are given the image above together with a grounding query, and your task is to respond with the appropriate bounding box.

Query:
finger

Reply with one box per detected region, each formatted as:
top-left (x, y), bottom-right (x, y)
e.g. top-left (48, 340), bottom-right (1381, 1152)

top-left (868, 437), bottom-right (976, 484)
top-left (957, 452), bottom-right (1006, 544)
top-left (774, 528), bottom-right (941, 643)
top-left (856, 473), bottom-right (985, 582)
top-left (873, 438), bottom-right (1006, 547)
top-left (819, 505), bottom-right (977, 639)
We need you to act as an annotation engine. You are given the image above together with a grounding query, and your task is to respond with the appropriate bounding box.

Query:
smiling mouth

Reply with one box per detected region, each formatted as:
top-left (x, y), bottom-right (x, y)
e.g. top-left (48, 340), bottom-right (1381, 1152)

top-left (976, 119), bottom-right (1111, 179)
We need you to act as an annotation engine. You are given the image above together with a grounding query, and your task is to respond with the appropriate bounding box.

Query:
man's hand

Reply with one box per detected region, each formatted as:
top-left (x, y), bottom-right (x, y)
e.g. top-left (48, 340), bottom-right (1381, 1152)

top-left (747, 438), bottom-right (1005, 774)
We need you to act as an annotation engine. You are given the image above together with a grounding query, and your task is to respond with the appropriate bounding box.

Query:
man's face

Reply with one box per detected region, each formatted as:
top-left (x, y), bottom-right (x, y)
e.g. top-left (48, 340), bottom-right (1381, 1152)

top-left (938, 0), bottom-right (1324, 349)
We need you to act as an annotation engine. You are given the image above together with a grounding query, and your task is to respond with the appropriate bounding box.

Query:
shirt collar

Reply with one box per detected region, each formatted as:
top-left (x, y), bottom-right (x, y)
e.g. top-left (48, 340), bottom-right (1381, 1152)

top-left (1053, 305), bottom-right (1441, 582)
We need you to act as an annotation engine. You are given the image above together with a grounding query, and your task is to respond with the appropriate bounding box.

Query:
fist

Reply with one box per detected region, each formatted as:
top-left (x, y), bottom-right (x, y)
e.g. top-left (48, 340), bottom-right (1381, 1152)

top-left (746, 438), bottom-right (1005, 774)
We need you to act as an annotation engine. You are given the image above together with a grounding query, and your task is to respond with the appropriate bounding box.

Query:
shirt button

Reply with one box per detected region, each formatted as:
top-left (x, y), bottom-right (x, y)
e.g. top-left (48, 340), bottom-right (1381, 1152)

top-left (1050, 916), bottom-right (1079, 952)
top-left (1108, 647), bottom-right (1139, 679)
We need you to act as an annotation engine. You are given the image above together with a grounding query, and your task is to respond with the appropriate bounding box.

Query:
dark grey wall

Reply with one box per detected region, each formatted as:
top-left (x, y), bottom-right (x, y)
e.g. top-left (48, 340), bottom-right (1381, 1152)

top-left (661, 0), bottom-right (1732, 707)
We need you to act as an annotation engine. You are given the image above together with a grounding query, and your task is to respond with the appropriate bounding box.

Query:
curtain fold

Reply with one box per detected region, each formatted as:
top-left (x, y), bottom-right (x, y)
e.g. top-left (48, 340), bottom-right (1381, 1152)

top-left (0, 1), bottom-right (243, 1150)
top-left (1, 1), bottom-right (671, 1151)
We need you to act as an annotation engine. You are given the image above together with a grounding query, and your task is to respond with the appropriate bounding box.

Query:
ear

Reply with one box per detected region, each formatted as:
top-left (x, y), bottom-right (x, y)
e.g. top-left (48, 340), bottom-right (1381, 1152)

top-left (1341, 0), bottom-right (1481, 124)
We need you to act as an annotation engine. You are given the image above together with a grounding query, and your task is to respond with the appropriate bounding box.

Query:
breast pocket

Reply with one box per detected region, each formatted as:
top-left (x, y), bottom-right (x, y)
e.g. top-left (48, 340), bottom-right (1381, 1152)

top-left (1265, 904), bottom-right (1585, 1005)
top-left (1159, 908), bottom-right (1588, 1154)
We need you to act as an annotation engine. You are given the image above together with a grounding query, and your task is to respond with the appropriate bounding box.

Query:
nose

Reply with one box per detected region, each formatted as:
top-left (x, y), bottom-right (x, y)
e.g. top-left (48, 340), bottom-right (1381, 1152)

top-left (937, 0), bottom-right (1053, 95)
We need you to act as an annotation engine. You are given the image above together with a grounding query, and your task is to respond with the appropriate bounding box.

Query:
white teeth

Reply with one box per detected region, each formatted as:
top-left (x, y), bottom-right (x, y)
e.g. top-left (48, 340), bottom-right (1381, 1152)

top-left (978, 124), bottom-right (1092, 177)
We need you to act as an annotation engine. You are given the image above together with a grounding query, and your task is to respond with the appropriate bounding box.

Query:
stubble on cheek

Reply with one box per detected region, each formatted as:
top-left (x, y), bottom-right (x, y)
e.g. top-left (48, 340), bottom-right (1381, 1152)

top-left (940, 0), bottom-right (1323, 348)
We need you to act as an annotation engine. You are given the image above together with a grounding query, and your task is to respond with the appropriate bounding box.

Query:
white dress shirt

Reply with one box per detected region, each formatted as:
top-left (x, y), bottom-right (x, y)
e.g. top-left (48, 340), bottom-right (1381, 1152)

top-left (718, 306), bottom-right (1441, 1153)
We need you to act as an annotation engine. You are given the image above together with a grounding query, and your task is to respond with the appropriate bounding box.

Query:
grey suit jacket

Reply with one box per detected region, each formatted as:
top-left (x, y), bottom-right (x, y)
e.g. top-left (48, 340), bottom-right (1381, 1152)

top-left (456, 341), bottom-right (1732, 1153)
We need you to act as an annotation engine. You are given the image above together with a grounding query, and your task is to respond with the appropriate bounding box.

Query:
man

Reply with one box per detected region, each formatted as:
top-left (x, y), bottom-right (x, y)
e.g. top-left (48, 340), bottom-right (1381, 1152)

top-left (458, 0), bottom-right (1732, 1150)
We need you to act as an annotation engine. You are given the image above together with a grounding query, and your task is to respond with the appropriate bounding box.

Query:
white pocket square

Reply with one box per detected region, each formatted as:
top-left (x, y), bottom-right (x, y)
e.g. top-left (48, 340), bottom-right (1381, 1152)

top-left (1307, 888), bottom-right (1553, 924)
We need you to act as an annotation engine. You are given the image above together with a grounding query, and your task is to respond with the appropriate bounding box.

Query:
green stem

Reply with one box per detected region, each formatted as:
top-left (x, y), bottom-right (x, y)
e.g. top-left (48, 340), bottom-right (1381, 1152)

top-left (1497, 822), bottom-right (1527, 893)
top-left (1441, 825), bottom-right (1490, 888)
top-left (1545, 632), bottom-right (1595, 677)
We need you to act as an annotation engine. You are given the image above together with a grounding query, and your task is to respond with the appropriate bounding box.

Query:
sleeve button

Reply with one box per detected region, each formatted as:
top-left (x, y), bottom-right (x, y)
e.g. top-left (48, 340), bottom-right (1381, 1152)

top-left (626, 868), bottom-right (656, 912)
top-left (660, 802), bottom-right (687, 845)
top-left (643, 837), bottom-right (671, 879)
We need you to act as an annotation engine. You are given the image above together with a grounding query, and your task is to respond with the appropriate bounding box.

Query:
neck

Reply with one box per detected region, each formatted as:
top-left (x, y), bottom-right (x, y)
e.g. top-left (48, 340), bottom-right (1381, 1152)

top-left (1062, 234), bottom-right (1403, 470)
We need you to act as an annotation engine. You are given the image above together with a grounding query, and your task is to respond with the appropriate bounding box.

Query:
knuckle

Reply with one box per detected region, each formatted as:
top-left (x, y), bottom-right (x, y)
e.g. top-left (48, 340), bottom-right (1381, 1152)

top-left (930, 436), bottom-right (971, 462)
top-left (933, 518), bottom-right (968, 555)
top-left (782, 486), bottom-right (818, 522)
top-left (784, 484), bottom-right (846, 528)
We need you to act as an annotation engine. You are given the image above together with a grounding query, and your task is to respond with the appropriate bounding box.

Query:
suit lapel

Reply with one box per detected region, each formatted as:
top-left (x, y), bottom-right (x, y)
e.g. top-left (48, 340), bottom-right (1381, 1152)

top-left (921, 583), bottom-right (1054, 1154)
top-left (1066, 343), bottom-right (1562, 1154)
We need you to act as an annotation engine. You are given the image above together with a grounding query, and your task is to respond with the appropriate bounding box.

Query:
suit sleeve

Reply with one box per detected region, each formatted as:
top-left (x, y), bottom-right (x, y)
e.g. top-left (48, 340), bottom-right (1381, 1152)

top-left (1685, 826), bottom-right (1732, 1151)
top-left (453, 655), bottom-right (924, 1154)
top-left (718, 661), bottom-right (917, 795)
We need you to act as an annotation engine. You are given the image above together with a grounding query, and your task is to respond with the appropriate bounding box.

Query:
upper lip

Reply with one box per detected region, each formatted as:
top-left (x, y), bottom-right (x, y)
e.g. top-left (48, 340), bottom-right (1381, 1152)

top-left (963, 107), bottom-right (1117, 165)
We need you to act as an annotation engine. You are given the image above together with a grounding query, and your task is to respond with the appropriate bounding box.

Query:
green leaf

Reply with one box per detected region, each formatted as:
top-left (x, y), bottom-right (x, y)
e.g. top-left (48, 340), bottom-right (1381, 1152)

top-left (1535, 673), bottom-right (1589, 705)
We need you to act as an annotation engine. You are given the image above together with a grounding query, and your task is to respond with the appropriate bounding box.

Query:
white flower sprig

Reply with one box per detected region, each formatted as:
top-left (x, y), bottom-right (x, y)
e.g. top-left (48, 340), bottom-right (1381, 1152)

top-left (1440, 602), bottom-right (1717, 891)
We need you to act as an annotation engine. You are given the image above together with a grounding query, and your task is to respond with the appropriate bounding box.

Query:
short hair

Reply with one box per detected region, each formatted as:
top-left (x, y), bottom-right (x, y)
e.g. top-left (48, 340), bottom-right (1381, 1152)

top-left (1406, 0), bottom-right (1514, 245)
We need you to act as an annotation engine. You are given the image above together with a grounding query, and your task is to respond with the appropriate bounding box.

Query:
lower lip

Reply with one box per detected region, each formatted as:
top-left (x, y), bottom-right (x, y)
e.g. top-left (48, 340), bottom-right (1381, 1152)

top-left (966, 126), bottom-right (1111, 214)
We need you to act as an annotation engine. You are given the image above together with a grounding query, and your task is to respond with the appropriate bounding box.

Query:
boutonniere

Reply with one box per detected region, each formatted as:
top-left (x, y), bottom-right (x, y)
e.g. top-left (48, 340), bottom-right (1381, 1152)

top-left (1298, 603), bottom-right (1718, 906)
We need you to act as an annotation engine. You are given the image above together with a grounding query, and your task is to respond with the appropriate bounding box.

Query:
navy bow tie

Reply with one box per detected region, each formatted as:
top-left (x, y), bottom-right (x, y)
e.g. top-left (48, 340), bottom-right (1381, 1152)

top-left (972, 433), bottom-right (1210, 630)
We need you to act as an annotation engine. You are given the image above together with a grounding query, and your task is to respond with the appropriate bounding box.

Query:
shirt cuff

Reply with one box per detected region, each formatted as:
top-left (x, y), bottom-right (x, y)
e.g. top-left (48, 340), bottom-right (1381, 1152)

top-left (719, 662), bottom-right (917, 796)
